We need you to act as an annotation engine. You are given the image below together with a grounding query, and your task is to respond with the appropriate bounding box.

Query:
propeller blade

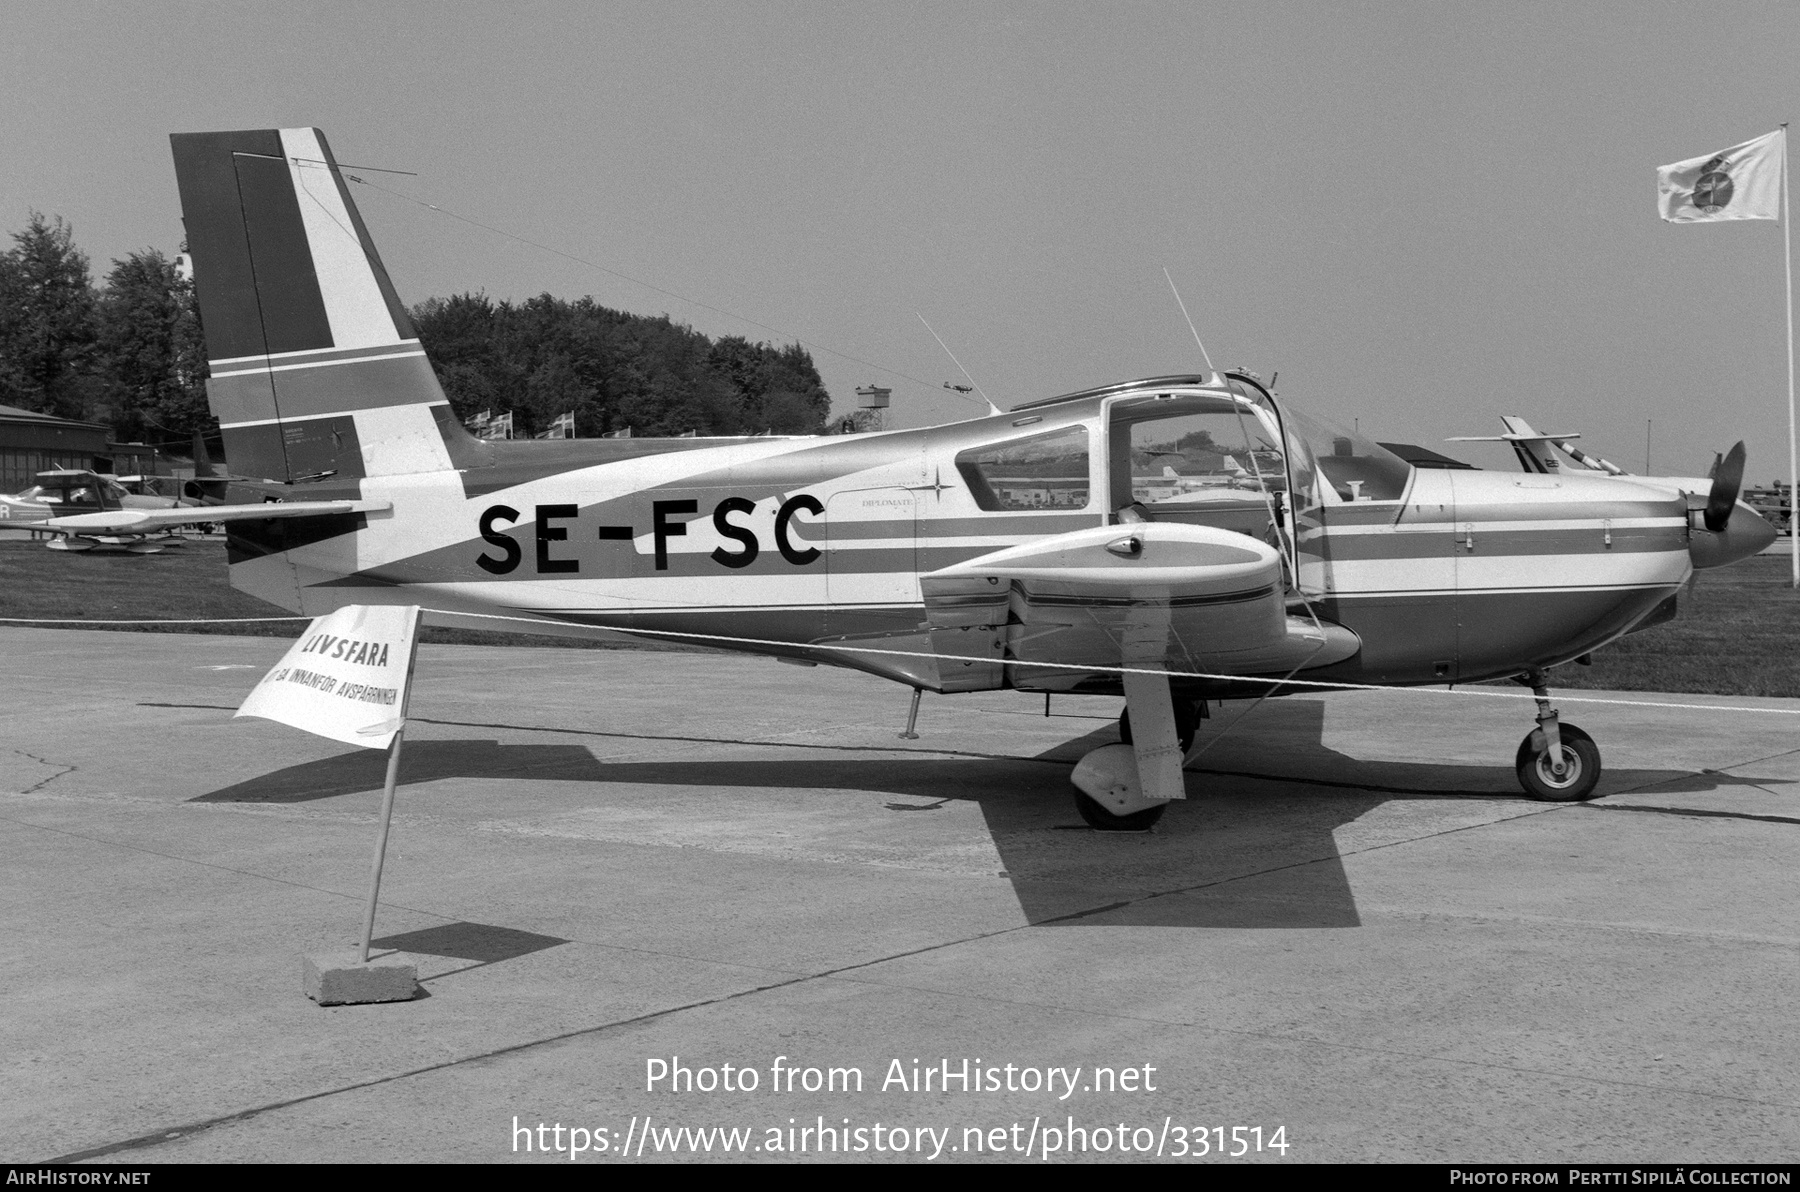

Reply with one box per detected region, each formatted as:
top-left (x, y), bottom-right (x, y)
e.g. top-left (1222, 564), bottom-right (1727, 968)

top-left (1703, 441), bottom-right (1746, 532)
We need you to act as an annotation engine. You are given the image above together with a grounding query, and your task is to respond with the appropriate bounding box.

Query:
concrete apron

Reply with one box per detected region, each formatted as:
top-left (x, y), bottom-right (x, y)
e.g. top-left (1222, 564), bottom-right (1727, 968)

top-left (2, 627), bottom-right (1796, 1163)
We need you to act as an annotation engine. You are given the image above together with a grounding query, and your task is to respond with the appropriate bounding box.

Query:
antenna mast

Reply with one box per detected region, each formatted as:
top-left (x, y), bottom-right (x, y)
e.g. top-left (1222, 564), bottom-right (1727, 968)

top-left (917, 314), bottom-right (1001, 416)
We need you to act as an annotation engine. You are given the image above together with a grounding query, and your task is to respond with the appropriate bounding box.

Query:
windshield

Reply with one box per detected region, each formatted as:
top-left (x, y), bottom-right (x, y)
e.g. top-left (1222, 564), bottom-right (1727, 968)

top-left (19, 476), bottom-right (110, 507)
top-left (1278, 402), bottom-right (1413, 506)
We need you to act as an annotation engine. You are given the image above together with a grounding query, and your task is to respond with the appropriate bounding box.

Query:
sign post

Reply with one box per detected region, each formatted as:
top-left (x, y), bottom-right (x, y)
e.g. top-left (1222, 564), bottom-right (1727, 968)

top-left (359, 724), bottom-right (407, 964)
top-left (237, 604), bottom-right (425, 1004)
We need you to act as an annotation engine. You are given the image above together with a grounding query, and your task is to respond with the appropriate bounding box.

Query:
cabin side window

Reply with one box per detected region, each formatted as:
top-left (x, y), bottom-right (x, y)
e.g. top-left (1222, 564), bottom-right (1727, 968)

top-left (1108, 405), bottom-right (1285, 513)
top-left (954, 425), bottom-right (1091, 512)
top-left (1099, 393), bottom-right (1287, 538)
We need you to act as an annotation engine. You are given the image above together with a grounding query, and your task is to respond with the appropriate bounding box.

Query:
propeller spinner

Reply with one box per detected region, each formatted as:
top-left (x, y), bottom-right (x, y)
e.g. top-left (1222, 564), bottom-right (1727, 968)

top-left (1703, 441), bottom-right (1746, 532)
top-left (1689, 440), bottom-right (1777, 569)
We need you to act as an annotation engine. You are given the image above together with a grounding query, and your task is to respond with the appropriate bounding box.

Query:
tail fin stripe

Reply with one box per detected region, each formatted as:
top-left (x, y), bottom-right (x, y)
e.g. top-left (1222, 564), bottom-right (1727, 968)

top-left (210, 341), bottom-right (423, 368)
top-left (208, 353), bottom-right (448, 426)
top-left (210, 346), bottom-right (424, 378)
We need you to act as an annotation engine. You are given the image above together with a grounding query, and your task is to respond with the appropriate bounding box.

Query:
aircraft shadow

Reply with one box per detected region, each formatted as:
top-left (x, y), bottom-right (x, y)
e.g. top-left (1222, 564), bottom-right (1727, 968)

top-left (191, 741), bottom-right (609, 803)
top-left (190, 704), bottom-right (1775, 930)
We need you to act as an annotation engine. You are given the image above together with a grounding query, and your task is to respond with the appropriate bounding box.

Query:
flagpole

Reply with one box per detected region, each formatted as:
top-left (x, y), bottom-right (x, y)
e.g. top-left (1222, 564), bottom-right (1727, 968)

top-left (1785, 124), bottom-right (1798, 586)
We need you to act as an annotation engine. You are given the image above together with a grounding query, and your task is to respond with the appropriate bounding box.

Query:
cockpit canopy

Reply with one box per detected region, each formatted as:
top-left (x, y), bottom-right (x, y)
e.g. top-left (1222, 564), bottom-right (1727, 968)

top-left (13, 471), bottom-right (125, 511)
top-left (1104, 383), bottom-right (1414, 516)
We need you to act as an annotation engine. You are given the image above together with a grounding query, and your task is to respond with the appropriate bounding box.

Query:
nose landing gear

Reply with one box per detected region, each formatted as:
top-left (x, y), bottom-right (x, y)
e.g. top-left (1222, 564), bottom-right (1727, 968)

top-left (1513, 669), bottom-right (1601, 801)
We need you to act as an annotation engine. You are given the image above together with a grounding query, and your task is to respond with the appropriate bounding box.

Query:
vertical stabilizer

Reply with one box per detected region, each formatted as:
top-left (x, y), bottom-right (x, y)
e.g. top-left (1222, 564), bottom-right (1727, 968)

top-left (1497, 416), bottom-right (1561, 474)
top-left (171, 128), bottom-right (484, 482)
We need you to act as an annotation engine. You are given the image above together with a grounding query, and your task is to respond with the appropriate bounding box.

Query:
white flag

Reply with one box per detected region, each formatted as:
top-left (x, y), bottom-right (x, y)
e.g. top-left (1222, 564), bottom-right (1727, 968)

top-left (236, 605), bottom-right (423, 749)
top-left (1657, 130), bottom-right (1784, 223)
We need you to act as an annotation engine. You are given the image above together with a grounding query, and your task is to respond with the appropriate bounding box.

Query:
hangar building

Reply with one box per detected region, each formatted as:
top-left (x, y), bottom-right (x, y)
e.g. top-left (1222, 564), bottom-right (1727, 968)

top-left (0, 404), bottom-right (110, 490)
top-left (0, 404), bottom-right (178, 490)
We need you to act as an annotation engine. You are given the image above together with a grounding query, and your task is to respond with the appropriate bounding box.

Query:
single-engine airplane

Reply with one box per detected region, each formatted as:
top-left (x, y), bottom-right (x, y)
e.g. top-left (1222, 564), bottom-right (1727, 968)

top-left (3, 468), bottom-right (214, 551)
top-left (46, 126), bottom-right (1778, 828)
top-left (2, 470), bottom-right (120, 528)
top-left (26, 457), bottom-right (381, 553)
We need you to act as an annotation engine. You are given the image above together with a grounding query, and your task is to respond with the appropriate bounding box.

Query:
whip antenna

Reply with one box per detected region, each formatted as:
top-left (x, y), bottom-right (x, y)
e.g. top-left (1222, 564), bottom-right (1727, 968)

top-left (917, 313), bottom-right (1001, 416)
top-left (1163, 267), bottom-right (1217, 377)
top-left (1163, 268), bottom-right (1306, 599)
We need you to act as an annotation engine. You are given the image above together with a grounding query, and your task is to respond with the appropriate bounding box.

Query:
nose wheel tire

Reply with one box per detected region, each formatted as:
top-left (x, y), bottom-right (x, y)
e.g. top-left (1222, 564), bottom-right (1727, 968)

top-left (1072, 791), bottom-right (1168, 832)
top-left (1514, 723), bottom-right (1601, 802)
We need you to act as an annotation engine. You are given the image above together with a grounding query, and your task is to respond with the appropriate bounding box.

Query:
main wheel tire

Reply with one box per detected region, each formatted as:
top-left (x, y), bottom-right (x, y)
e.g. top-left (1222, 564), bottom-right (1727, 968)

top-left (1072, 789), bottom-right (1168, 831)
top-left (1515, 723), bottom-right (1602, 802)
top-left (1118, 702), bottom-right (1200, 751)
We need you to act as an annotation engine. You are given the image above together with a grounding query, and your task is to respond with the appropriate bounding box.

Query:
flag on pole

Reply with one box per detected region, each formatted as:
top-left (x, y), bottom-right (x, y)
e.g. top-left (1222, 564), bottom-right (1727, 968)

top-left (533, 412), bottom-right (574, 439)
top-left (1657, 130), bottom-right (1784, 223)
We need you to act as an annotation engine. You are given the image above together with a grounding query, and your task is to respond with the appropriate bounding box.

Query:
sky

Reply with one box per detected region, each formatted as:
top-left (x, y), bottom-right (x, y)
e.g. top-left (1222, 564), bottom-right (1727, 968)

top-left (4, 0), bottom-right (1798, 478)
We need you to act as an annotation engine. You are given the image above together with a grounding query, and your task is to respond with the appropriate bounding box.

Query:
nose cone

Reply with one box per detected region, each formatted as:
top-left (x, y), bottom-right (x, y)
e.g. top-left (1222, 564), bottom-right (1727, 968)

top-left (1690, 501), bottom-right (1779, 569)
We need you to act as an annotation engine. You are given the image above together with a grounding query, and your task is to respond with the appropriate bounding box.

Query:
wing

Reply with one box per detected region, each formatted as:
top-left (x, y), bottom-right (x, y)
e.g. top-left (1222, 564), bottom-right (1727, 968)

top-left (921, 521), bottom-right (1359, 802)
top-left (921, 521), bottom-right (1358, 684)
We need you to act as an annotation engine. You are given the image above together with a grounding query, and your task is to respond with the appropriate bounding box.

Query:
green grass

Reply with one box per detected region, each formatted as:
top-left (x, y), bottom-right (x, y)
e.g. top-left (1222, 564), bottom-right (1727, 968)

top-left (2, 535), bottom-right (1796, 695)
top-left (1551, 553), bottom-right (1800, 698)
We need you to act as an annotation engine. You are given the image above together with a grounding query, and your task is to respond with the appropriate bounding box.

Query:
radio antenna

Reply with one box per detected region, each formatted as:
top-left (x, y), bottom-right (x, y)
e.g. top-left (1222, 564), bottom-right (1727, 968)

top-left (917, 313), bottom-right (1001, 416)
top-left (1163, 267), bottom-right (1301, 596)
top-left (1163, 266), bottom-right (1218, 377)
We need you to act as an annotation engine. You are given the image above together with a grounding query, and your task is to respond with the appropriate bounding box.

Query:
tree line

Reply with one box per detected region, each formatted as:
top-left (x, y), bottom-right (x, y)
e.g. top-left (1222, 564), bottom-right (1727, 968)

top-left (0, 211), bottom-right (834, 451)
top-left (412, 293), bottom-right (833, 438)
top-left (0, 212), bottom-right (207, 442)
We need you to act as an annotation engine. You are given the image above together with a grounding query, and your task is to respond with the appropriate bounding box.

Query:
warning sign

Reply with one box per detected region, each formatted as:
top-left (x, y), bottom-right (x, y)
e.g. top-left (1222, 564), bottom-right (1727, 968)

top-left (236, 605), bottom-right (423, 749)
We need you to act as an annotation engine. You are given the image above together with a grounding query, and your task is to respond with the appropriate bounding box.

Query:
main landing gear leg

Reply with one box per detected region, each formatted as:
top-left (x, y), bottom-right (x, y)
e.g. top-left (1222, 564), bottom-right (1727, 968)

top-left (1513, 668), bottom-right (1601, 802)
top-left (1069, 676), bottom-right (1191, 831)
top-left (898, 688), bottom-right (922, 740)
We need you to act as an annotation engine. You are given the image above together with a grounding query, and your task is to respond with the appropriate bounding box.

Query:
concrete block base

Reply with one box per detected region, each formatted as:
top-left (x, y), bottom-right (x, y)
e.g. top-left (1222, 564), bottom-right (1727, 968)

top-left (303, 951), bottom-right (419, 1006)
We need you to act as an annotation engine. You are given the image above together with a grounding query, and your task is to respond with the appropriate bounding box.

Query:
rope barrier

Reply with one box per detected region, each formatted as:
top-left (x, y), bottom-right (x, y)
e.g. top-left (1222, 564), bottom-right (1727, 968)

top-left (10, 609), bottom-right (1790, 718)
top-left (0, 615), bottom-right (310, 625)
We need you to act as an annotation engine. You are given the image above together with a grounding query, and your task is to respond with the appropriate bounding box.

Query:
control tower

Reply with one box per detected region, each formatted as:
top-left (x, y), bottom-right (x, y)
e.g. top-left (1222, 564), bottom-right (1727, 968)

top-left (849, 385), bottom-right (891, 434)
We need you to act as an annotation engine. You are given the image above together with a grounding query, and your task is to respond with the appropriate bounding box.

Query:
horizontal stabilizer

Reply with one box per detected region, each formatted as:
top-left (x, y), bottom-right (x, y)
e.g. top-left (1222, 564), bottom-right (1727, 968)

top-left (1446, 432), bottom-right (1581, 443)
top-left (45, 499), bottom-right (390, 535)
